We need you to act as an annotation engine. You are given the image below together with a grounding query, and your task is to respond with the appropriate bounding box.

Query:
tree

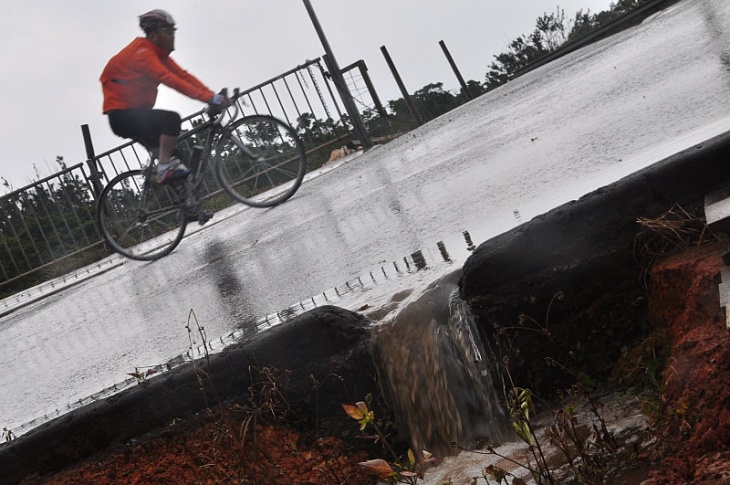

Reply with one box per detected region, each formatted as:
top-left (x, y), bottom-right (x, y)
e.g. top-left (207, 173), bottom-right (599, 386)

top-left (485, 9), bottom-right (567, 91)
top-left (485, 0), bottom-right (658, 91)
top-left (461, 80), bottom-right (488, 100)
top-left (536, 8), bottom-right (567, 51)
top-left (383, 82), bottom-right (467, 132)
top-left (296, 112), bottom-right (344, 147)
top-left (411, 82), bottom-right (462, 120)
top-left (567, 10), bottom-right (599, 43)
top-left (295, 112), bottom-right (348, 169)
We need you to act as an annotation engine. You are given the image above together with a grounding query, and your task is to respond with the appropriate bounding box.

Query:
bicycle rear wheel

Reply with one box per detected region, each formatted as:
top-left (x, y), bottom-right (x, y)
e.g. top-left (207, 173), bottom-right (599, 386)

top-left (96, 170), bottom-right (187, 261)
top-left (215, 114), bottom-right (307, 207)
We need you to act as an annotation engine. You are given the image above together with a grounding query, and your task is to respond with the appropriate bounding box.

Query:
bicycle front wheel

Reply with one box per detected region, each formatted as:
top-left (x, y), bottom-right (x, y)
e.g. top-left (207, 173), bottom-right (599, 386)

top-left (96, 170), bottom-right (187, 261)
top-left (215, 115), bottom-right (307, 207)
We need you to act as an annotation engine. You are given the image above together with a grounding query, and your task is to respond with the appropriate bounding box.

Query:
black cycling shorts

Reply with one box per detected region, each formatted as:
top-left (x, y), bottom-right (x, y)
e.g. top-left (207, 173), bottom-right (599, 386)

top-left (107, 109), bottom-right (181, 150)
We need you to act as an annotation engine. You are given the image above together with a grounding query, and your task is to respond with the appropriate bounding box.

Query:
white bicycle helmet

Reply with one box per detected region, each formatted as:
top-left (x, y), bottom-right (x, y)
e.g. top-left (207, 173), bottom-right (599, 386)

top-left (138, 9), bottom-right (176, 34)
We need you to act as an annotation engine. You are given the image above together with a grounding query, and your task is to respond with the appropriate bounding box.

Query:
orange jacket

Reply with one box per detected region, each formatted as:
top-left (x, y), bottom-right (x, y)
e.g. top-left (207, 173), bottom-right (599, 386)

top-left (101, 37), bottom-right (214, 113)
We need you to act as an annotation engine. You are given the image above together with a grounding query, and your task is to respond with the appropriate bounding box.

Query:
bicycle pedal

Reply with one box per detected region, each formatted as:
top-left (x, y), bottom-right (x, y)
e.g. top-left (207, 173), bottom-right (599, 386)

top-left (197, 211), bottom-right (213, 225)
top-left (186, 211), bottom-right (213, 225)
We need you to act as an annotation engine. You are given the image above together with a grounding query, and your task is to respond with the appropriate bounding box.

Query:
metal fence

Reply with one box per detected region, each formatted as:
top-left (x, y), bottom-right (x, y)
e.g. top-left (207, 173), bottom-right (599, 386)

top-left (0, 162), bottom-right (103, 286)
top-left (0, 57), bottom-right (391, 288)
top-left (88, 58), bottom-right (387, 188)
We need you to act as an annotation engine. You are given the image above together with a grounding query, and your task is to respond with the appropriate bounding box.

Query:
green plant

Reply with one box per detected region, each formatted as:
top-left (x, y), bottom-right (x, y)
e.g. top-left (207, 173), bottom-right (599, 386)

top-left (545, 384), bottom-right (620, 484)
top-left (456, 384), bottom-right (548, 484)
top-left (467, 292), bottom-right (645, 484)
top-left (462, 382), bottom-right (626, 485)
top-left (343, 398), bottom-right (436, 484)
top-left (502, 384), bottom-right (556, 484)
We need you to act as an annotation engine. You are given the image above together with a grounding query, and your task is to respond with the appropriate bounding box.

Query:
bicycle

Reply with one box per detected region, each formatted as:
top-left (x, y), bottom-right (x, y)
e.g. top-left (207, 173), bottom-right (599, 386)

top-left (96, 88), bottom-right (307, 261)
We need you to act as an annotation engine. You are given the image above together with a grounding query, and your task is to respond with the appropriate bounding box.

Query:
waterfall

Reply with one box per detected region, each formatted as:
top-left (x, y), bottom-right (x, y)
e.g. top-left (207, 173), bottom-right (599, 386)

top-left (371, 271), bottom-right (510, 459)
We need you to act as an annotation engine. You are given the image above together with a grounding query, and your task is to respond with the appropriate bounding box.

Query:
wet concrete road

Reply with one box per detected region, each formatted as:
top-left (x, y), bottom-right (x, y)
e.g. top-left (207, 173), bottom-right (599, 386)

top-left (2, 0), bottom-right (730, 433)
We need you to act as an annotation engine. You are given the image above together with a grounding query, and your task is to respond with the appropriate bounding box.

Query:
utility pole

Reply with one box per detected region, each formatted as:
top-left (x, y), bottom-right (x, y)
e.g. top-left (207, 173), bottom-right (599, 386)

top-left (302, 0), bottom-right (372, 149)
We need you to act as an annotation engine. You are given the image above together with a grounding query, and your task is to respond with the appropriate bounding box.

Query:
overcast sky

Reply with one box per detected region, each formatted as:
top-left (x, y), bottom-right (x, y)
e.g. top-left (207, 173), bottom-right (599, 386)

top-left (0, 1), bottom-right (613, 191)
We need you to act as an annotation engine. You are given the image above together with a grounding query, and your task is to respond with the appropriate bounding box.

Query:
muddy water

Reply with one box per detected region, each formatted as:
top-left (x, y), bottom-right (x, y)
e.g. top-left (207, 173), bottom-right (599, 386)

top-left (370, 270), bottom-right (510, 459)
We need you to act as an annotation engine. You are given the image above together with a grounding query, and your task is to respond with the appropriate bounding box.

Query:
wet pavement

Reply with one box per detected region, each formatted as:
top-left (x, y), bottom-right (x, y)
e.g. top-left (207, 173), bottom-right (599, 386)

top-left (2, 0), bottom-right (730, 435)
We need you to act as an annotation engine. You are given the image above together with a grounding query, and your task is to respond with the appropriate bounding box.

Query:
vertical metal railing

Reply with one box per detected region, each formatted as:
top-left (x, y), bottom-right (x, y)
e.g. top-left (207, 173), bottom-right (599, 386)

top-left (0, 163), bottom-right (103, 287)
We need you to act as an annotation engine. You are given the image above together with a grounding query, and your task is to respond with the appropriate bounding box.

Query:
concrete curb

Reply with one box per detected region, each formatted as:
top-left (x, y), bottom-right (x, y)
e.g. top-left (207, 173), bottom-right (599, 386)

top-left (0, 305), bottom-right (379, 485)
top-left (461, 129), bottom-right (730, 300)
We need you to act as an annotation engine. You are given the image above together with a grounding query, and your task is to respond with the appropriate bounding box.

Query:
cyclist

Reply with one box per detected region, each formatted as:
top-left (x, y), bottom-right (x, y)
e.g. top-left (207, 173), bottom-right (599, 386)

top-left (100, 9), bottom-right (230, 184)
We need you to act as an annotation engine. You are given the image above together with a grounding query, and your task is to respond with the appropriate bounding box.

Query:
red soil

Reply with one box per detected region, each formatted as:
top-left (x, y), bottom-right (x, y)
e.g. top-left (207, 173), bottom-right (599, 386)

top-left (646, 243), bottom-right (730, 484)
top-left (22, 409), bottom-right (375, 485)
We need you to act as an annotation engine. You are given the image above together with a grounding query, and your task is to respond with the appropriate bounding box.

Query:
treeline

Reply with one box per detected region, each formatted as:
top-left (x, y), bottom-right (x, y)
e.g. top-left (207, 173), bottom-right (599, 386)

top-left (362, 0), bottom-right (664, 132)
top-left (485, 0), bottom-right (663, 89)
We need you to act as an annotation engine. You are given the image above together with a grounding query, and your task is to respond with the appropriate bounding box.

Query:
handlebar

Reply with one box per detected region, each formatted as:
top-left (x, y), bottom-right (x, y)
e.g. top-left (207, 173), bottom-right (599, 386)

top-left (206, 87), bottom-right (241, 128)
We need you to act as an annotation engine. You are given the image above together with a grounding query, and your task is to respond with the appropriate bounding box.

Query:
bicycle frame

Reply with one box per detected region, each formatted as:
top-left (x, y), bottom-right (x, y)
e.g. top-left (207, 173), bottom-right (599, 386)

top-left (174, 90), bottom-right (260, 193)
top-left (144, 90), bottom-right (248, 213)
top-left (97, 88), bottom-right (308, 260)
top-left (180, 89), bottom-right (243, 182)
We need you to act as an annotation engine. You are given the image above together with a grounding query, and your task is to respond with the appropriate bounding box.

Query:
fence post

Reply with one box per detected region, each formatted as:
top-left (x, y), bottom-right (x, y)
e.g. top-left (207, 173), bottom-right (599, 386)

top-left (81, 124), bottom-right (104, 198)
top-left (302, 0), bottom-right (373, 149)
top-left (380, 45), bottom-right (423, 127)
top-left (341, 60), bottom-right (392, 134)
top-left (355, 61), bottom-right (389, 120)
top-left (439, 40), bottom-right (472, 101)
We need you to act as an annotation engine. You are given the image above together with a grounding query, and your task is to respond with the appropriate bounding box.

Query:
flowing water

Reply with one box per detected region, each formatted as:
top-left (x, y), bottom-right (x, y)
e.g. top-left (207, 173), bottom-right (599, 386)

top-left (370, 270), bottom-right (510, 459)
